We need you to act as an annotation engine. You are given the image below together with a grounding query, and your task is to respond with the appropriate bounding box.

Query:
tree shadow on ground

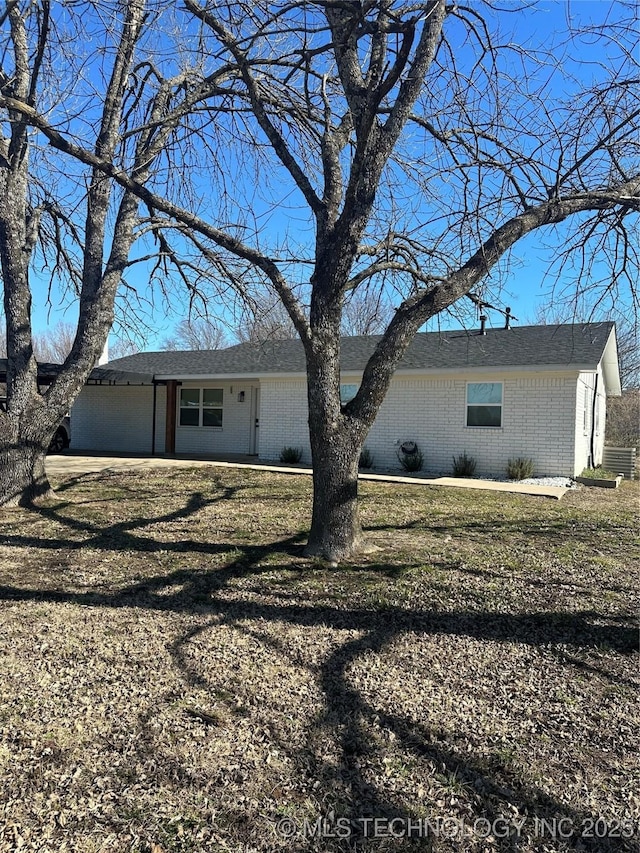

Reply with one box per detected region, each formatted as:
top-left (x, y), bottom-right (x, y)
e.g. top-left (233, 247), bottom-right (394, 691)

top-left (2, 484), bottom-right (637, 851)
top-left (1, 550), bottom-right (636, 851)
top-left (1, 477), bottom-right (250, 556)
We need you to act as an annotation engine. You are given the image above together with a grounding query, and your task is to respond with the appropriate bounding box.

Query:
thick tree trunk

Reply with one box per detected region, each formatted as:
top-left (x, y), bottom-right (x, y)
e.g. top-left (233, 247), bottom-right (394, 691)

top-left (0, 440), bottom-right (53, 506)
top-left (302, 326), bottom-right (371, 562)
top-left (304, 426), bottom-right (364, 562)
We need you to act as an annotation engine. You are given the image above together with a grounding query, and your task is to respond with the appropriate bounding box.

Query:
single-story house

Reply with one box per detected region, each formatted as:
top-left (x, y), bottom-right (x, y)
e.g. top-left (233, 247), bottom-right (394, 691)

top-left (68, 322), bottom-right (621, 478)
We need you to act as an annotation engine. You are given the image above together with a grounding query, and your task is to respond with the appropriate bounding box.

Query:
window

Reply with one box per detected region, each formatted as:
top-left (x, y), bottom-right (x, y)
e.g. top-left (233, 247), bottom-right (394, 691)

top-left (179, 388), bottom-right (223, 427)
top-left (466, 382), bottom-right (502, 427)
top-left (340, 384), bottom-right (358, 405)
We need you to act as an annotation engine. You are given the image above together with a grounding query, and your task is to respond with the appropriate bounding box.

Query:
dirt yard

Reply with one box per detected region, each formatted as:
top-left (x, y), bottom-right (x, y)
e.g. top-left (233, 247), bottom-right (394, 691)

top-left (0, 468), bottom-right (637, 852)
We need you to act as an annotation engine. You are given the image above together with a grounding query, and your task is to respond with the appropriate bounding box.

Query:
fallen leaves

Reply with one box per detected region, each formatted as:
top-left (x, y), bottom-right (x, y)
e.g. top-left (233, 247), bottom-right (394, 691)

top-left (0, 469), bottom-right (637, 851)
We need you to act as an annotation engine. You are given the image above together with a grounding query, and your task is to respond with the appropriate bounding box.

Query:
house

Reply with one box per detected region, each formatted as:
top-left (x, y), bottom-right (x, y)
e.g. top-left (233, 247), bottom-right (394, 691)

top-left (70, 322), bottom-right (621, 478)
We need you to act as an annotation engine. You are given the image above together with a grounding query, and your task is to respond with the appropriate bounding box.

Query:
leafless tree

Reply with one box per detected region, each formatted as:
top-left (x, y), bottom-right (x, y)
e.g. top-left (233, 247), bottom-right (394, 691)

top-left (606, 390), bottom-right (640, 449)
top-left (6, 1), bottom-right (639, 557)
top-left (108, 336), bottom-right (141, 361)
top-left (162, 317), bottom-right (228, 351)
top-left (341, 288), bottom-right (394, 337)
top-left (32, 321), bottom-right (76, 363)
top-left (236, 297), bottom-right (296, 343)
top-left (0, 0), bottom-right (232, 505)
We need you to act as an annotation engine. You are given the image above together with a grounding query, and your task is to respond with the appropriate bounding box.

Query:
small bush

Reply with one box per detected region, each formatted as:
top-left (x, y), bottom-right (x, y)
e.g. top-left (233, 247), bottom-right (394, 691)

top-left (359, 446), bottom-right (375, 469)
top-left (507, 456), bottom-right (535, 480)
top-left (397, 442), bottom-right (424, 472)
top-left (452, 452), bottom-right (477, 478)
top-left (279, 446), bottom-right (302, 464)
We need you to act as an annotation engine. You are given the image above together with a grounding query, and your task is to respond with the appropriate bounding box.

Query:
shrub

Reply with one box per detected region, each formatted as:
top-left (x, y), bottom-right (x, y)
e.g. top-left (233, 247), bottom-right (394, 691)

top-left (506, 456), bottom-right (535, 480)
top-left (359, 446), bottom-right (375, 469)
top-left (452, 452), bottom-right (477, 478)
top-left (397, 442), bottom-right (424, 472)
top-left (279, 446), bottom-right (302, 464)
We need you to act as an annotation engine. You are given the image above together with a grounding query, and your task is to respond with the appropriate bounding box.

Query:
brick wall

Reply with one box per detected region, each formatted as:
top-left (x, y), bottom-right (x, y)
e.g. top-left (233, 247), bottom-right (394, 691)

top-left (72, 384), bottom-right (163, 453)
top-left (365, 373), bottom-right (578, 477)
top-left (174, 381), bottom-right (255, 455)
top-left (258, 378), bottom-right (311, 463)
top-left (259, 372), bottom-right (581, 477)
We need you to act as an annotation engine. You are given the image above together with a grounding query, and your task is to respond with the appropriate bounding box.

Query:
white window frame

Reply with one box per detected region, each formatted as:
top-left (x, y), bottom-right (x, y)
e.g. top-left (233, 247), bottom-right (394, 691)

top-left (466, 381), bottom-right (503, 428)
top-left (179, 387), bottom-right (223, 429)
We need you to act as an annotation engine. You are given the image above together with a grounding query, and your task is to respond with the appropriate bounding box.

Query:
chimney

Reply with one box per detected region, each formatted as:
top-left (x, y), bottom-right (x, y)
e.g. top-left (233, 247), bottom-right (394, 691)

top-left (98, 338), bottom-right (109, 365)
top-left (479, 314), bottom-right (487, 335)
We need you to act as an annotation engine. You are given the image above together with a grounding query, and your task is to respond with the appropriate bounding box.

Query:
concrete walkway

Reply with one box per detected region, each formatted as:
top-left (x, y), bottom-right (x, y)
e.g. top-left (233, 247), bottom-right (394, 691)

top-left (46, 452), bottom-right (569, 499)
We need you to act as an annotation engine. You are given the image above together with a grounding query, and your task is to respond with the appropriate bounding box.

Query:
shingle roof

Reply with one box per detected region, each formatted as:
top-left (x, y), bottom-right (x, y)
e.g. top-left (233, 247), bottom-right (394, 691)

top-left (96, 322), bottom-right (615, 379)
top-left (0, 360), bottom-right (64, 383)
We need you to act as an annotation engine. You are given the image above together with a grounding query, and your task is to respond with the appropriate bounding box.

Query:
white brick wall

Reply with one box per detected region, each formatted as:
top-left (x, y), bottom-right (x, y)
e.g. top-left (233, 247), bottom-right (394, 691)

top-left (174, 382), bottom-right (255, 455)
top-left (72, 384), bottom-right (164, 453)
top-left (259, 378), bottom-right (311, 463)
top-left (74, 369), bottom-right (599, 478)
top-left (258, 371), bottom-right (582, 477)
top-left (155, 385), bottom-right (166, 454)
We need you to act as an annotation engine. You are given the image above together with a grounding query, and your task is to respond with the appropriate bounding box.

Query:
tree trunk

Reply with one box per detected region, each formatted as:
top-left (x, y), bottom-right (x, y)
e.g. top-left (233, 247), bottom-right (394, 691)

top-left (304, 425), bottom-right (364, 563)
top-left (0, 439), bottom-right (53, 506)
top-left (303, 335), bottom-right (368, 562)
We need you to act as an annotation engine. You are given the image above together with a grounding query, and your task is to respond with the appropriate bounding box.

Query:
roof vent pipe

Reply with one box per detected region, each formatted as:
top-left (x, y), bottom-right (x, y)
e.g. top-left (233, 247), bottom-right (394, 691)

top-left (480, 314), bottom-right (487, 335)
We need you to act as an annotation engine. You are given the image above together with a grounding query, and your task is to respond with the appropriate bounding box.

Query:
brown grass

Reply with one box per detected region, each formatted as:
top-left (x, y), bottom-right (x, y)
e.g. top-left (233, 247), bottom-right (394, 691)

top-left (0, 468), bottom-right (638, 852)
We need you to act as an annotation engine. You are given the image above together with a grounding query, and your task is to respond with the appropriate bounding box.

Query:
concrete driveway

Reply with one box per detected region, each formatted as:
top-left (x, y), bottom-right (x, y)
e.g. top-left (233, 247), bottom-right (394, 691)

top-left (46, 451), bottom-right (570, 499)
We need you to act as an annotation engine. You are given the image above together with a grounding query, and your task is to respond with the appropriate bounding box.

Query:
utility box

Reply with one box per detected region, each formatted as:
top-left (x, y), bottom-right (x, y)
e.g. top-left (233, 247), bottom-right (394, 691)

top-left (602, 446), bottom-right (636, 480)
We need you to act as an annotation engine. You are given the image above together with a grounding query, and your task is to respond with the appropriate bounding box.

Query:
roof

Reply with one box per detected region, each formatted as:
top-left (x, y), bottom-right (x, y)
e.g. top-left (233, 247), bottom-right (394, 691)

top-left (97, 322), bottom-right (618, 382)
top-left (0, 359), bottom-right (155, 387)
top-left (0, 323), bottom-right (621, 394)
top-left (0, 360), bottom-right (64, 383)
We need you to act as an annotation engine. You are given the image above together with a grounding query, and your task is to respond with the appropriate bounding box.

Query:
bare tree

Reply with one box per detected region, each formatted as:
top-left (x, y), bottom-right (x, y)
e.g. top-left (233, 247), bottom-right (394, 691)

top-left (108, 336), bottom-right (140, 361)
top-left (162, 317), bottom-right (228, 351)
top-left (6, 1), bottom-right (639, 558)
top-left (341, 288), bottom-right (394, 337)
top-left (236, 297), bottom-right (296, 343)
top-left (0, 0), bottom-right (231, 505)
top-left (32, 321), bottom-right (76, 363)
top-left (606, 390), bottom-right (640, 448)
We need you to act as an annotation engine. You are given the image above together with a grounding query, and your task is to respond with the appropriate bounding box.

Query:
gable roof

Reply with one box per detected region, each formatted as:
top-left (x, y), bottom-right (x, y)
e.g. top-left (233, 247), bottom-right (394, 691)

top-left (94, 322), bottom-right (618, 385)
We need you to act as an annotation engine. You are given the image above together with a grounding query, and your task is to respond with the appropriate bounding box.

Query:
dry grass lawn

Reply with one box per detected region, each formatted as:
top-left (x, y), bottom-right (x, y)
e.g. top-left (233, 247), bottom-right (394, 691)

top-left (0, 467), bottom-right (638, 852)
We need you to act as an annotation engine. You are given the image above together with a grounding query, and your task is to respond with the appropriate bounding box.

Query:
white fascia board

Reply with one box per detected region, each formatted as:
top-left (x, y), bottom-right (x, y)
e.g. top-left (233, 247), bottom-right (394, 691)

top-left (154, 364), bottom-right (590, 383)
top-left (152, 371), bottom-right (324, 382)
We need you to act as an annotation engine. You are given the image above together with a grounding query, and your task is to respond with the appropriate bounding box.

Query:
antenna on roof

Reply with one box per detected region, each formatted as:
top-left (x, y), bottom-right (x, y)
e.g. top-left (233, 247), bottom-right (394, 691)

top-left (466, 293), bottom-right (518, 332)
top-left (504, 307), bottom-right (513, 330)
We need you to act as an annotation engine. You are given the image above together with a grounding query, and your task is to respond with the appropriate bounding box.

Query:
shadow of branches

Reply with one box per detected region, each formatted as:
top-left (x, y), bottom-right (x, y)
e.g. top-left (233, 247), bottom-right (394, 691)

top-left (1, 480), bottom-right (636, 851)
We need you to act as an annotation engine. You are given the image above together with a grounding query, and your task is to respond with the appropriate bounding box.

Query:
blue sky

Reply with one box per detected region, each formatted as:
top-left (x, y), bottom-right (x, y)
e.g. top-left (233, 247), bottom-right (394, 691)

top-left (24, 0), bottom-right (638, 348)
